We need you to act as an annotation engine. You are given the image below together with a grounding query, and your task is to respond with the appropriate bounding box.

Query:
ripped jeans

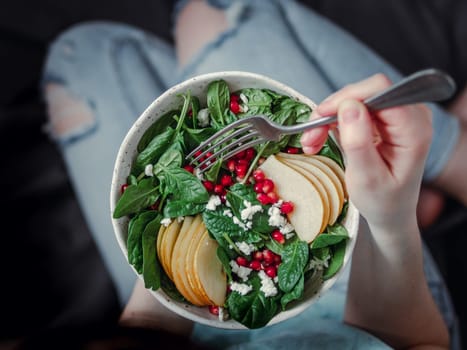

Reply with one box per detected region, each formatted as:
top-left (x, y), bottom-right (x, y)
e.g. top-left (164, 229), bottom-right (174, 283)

top-left (41, 0), bottom-right (460, 348)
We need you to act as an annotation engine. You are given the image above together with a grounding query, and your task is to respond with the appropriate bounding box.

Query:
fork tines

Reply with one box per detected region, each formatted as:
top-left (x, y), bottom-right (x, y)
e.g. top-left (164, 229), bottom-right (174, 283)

top-left (186, 118), bottom-right (265, 173)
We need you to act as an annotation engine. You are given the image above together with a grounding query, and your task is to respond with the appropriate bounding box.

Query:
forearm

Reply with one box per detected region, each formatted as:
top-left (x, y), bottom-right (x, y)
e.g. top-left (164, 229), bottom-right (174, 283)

top-left (344, 219), bottom-right (449, 349)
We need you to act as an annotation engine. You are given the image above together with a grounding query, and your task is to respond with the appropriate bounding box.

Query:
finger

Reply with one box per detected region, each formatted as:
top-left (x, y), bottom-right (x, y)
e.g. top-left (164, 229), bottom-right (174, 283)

top-left (318, 73), bottom-right (393, 116)
top-left (338, 99), bottom-right (386, 179)
top-left (300, 110), bottom-right (331, 154)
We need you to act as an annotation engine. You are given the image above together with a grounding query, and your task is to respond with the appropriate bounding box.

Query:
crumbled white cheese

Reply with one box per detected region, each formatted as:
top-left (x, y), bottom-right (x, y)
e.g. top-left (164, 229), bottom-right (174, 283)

top-left (160, 217), bottom-right (172, 227)
top-left (218, 306), bottom-right (229, 322)
top-left (233, 216), bottom-right (248, 231)
top-left (144, 164), bottom-right (154, 177)
top-left (197, 108), bottom-right (210, 127)
top-left (280, 223), bottom-right (295, 235)
top-left (206, 195), bottom-right (222, 211)
top-left (240, 200), bottom-right (263, 221)
top-left (230, 260), bottom-right (252, 282)
top-left (177, 216), bottom-right (185, 223)
top-left (239, 93), bottom-right (249, 104)
top-left (268, 206), bottom-right (287, 228)
top-left (235, 241), bottom-right (255, 256)
top-left (239, 104), bottom-right (249, 113)
top-left (223, 209), bottom-right (233, 217)
top-left (230, 282), bottom-right (253, 296)
top-left (194, 168), bottom-right (204, 181)
top-left (258, 270), bottom-right (278, 297)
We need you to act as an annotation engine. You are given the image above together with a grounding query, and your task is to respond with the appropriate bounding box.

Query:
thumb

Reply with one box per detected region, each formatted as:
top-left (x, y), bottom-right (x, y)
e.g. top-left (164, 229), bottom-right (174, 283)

top-left (338, 99), bottom-right (384, 175)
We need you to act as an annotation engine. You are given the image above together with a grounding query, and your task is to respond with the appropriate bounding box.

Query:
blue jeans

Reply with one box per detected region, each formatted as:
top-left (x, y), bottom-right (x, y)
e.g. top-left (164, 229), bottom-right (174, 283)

top-left (41, 0), bottom-right (460, 348)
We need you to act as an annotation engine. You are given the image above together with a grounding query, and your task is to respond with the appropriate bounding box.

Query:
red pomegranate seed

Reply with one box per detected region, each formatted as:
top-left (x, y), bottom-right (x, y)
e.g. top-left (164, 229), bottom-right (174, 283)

top-left (234, 150), bottom-right (246, 159)
top-left (230, 100), bottom-right (240, 114)
top-left (252, 251), bottom-right (263, 261)
top-left (274, 255), bottom-right (282, 265)
top-left (266, 191), bottom-right (279, 203)
top-left (183, 164), bottom-right (195, 173)
top-left (253, 169), bottom-right (265, 182)
top-left (236, 256), bottom-right (248, 267)
top-left (254, 181), bottom-right (264, 194)
top-left (262, 249), bottom-right (275, 264)
top-left (262, 179), bottom-right (275, 193)
top-left (120, 184), bottom-right (129, 193)
top-left (244, 148), bottom-right (255, 161)
top-left (265, 266), bottom-right (277, 278)
top-left (203, 180), bottom-right (215, 192)
top-left (214, 184), bottom-right (226, 195)
top-left (208, 305), bottom-right (219, 315)
top-left (271, 230), bottom-right (285, 244)
top-left (280, 201), bottom-right (294, 214)
top-left (235, 164), bottom-right (248, 178)
top-left (249, 260), bottom-right (262, 271)
top-left (230, 94), bottom-right (239, 102)
top-left (286, 146), bottom-right (300, 154)
top-left (194, 150), bottom-right (203, 158)
top-left (221, 174), bottom-right (233, 187)
top-left (227, 159), bottom-right (236, 172)
top-left (257, 193), bottom-right (270, 205)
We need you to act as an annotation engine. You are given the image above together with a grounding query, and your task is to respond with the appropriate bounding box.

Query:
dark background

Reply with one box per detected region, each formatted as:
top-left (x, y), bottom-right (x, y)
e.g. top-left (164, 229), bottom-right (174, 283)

top-left (1, 0), bottom-right (467, 348)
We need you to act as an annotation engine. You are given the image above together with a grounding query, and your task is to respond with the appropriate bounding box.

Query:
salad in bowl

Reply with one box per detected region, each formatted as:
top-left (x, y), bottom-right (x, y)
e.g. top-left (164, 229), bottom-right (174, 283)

top-left (110, 71), bottom-right (359, 329)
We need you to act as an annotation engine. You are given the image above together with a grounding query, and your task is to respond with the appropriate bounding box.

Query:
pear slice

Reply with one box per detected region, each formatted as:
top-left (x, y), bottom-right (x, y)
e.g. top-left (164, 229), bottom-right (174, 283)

top-left (160, 218), bottom-right (182, 280)
top-left (278, 156), bottom-right (341, 226)
top-left (311, 154), bottom-right (347, 197)
top-left (156, 224), bottom-right (167, 274)
top-left (185, 217), bottom-right (212, 305)
top-left (193, 231), bottom-right (227, 306)
top-left (259, 154), bottom-right (325, 243)
top-left (276, 157), bottom-right (331, 233)
top-left (170, 215), bottom-right (206, 306)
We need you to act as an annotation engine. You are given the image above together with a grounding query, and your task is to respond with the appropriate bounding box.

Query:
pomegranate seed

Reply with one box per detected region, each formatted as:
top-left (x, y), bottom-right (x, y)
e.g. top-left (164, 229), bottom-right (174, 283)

top-left (208, 305), bottom-right (219, 315)
top-left (214, 184), bottom-right (226, 195)
top-left (253, 169), bottom-right (265, 182)
top-left (203, 180), bottom-right (215, 192)
top-left (262, 179), bottom-right (275, 193)
top-left (257, 193), bottom-right (270, 205)
top-left (230, 100), bottom-right (240, 114)
top-left (280, 201), bottom-right (294, 214)
top-left (249, 260), bottom-right (262, 271)
top-left (274, 255), bottom-right (282, 265)
top-left (252, 251), bottom-right (263, 261)
top-left (266, 191), bottom-right (279, 203)
top-left (236, 256), bottom-right (248, 267)
top-left (262, 249), bottom-right (275, 264)
top-left (265, 266), bottom-right (277, 278)
top-left (244, 148), bottom-right (255, 161)
top-left (221, 174), bottom-right (233, 187)
top-left (235, 164), bottom-right (248, 178)
top-left (183, 164), bottom-right (195, 173)
top-left (271, 230), bottom-right (285, 244)
top-left (120, 184), bottom-right (129, 193)
top-left (230, 94), bottom-right (239, 102)
top-left (253, 181), bottom-right (264, 194)
top-left (237, 159), bottom-right (249, 166)
top-left (234, 150), bottom-right (246, 159)
top-left (194, 150), bottom-right (203, 158)
top-left (220, 194), bottom-right (227, 204)
top-left (286, 146), bottom-right (300, 154)
top-left (227, 159), bottom-right (236, 172)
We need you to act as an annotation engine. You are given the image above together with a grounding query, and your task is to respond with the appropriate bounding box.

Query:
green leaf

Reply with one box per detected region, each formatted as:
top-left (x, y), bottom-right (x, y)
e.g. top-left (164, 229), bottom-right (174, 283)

top-left (163, 200), bottom-right (206, 218)
top-left (207, 80), bottom-right (230, 127)
top-left (311, 233), bottom-right (348, 249)
top-left (323, 240), bottom-right (347, 280)
top-left (127, 211), bottom-right (159, 274)
top-left (226, 275), bottom-right (279, 329)
top-left (278, 239), bottom-right (309, 293)
top-left (113, 178), bottom-right (159, 218)
top-left (133, 128), bottom-right (175, 175)
top-left (142, 214), bottom-right (163, 290)
top-left (137, 110), bottom-right (178, 152)
top-left (280, 274), bottom-right (304, 310)
top-left (318, 136), bottom-right (345, 169)
top-left (202, 209), bottom-right (245, 250)
top-left (157, 167), bottom-right (209, 203)
top-left (204, 159), bottom-right (223, 183)
top-left (237, 88), bottom-right (273, 115)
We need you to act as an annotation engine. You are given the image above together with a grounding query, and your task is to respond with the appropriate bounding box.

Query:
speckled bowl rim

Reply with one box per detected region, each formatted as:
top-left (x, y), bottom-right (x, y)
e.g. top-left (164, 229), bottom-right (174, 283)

top-left (110, 71), bottom-right (359, 329)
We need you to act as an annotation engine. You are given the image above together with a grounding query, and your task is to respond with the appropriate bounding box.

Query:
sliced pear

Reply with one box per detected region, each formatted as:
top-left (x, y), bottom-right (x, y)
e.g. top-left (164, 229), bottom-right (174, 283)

top-left (259, 154), bottom-right (325, 243)
top-left (185, 217), bottom-right (212, 305)
top-left (278, 156), bottom-right (341, 226)
top-left (156, 224), bottom-right (166, 273)
top-left (276, 157), bottom-right (330, 233)
top-left (170, 216), bottom-right (206, 306)
top-left (312, 154), bottom-right (347, 197)
top-left (160, 219), bottom-right (182, 280)
top-left (193, 231), bottom-right (227, 306)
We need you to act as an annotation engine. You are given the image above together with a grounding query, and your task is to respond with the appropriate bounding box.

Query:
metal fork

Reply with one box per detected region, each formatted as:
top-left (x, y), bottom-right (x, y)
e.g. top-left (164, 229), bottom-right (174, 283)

top-left (187, 68), bottom-right (456, 173)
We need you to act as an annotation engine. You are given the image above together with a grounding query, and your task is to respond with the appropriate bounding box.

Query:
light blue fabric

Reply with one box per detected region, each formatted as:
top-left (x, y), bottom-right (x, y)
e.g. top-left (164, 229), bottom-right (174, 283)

top-left (41, 0), bottom-right (461, 348)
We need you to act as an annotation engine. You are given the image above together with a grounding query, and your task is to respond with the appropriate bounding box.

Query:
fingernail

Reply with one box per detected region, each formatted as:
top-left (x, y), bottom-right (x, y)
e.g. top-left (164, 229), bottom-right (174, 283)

top-left (341, 101), bottom-right (361, 123)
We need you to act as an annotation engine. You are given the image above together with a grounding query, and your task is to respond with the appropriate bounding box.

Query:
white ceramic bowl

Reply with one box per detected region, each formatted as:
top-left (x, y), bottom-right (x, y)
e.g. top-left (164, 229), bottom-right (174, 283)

top-left (110, 71), bottom-right (359, 329)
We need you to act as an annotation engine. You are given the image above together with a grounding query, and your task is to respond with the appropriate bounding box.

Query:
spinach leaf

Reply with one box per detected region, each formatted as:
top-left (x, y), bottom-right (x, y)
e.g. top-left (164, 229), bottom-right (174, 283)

top-left (127, 211), bottom-right (159, 274)
top-left (226, 275), bottom-right (278, 329)
top-left (157, 167), bottom-right (209, 204)
top-left (237, 88), bottom-right (273, 115)
top-left (113, 178), bottom-right (159, 218)
top-left (323, 240), bottom-right (346, 280)
top-left (137, 110), bottom-right (178, 152)
top-left (280, 273), bottom-right (304, 310)
top-left (183, 126), bottom-right (216, 151)
top-left (203, 209), bottom-right (245, 250)
top-left (318, 136), bottom-right (345, 169)
top-left (207, 80), bottom-right (230, 127)
top-left (278, 239), bottom-right (309, 293)
top-left (217, 246), bottom-right (233, 281)
top-left (161, 273), bottom-right (187, 303)
top-left (311, 233), bottom-right (348, 249)
top-left (163, 200), bottom-right (206, 218)
top-left (154, 135), bottom-right (184, 174)
top-left (142, 214), bottom-right (163, 290)
top-left (204, 159), bottom-right (223, 183)
top-left (133, 127), bottom-right (175, 175)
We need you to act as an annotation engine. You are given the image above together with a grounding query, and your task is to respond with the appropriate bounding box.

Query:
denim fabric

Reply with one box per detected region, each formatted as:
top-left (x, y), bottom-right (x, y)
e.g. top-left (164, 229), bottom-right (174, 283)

top-left (42, 0), bottom-right (460, 348)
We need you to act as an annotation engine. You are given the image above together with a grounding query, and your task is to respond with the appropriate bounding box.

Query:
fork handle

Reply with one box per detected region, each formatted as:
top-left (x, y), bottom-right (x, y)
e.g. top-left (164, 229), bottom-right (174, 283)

top-left (280, 68), bottom-right (456, 135)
